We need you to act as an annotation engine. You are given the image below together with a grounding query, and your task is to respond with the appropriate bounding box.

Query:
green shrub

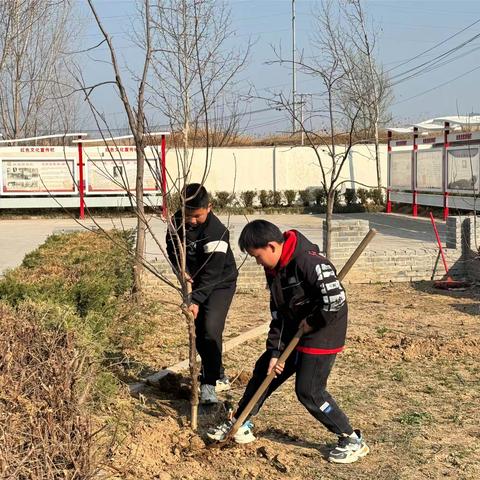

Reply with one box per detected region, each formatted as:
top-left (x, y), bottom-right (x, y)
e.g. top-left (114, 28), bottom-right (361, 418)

top-left (284, 189), bottom-right (297, 206)
top-left (214, 191), bottom-right (232, 209)
top-left (344, 188), bottom-right (357, 206)
top-left (298, 189), bottom-right (313, 206)
top-left (313, 188), bottom-right (326, 206)
top-left (370, 188), bottom-right (384, 205)
top-left (357, 188), bottom-right (369, 206)
top-left (271, 190), bottom-right (282, 207)
top-left (333, 190), bottom-right (340, 207)
top-left (240, 190), bottom-right (256, 208)
top-left (0, 230), bottom-right (139, 405)
top-left (167, 191), bottom-right (181, 212)
top-left (259, 189), bottom-right (271, 208)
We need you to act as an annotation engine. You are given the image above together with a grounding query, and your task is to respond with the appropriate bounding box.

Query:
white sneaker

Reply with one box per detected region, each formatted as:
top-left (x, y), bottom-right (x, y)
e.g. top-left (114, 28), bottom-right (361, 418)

top-left (215, 376), bottom-right (231, 393)
top-left (207, 419), bottom-right (256, 444)
top-left (200, 384), bottom-right (218, 404)
top-left (328, 430), bottom-right (369, 464)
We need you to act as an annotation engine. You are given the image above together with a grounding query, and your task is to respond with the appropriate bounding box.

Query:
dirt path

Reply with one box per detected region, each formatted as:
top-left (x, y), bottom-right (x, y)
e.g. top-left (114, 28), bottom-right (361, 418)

top-left (106, 280), bottom-right (480, 480)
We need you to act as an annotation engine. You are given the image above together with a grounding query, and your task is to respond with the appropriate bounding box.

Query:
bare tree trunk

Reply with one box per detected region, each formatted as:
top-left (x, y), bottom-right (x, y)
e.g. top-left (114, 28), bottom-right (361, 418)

top-left (182, 283), bottom-right (199, 430)
top-left (187, 313), bottom-right (199, 429)
top-left (87, 0), bottom-right (152, 297)
top-left (325, 189), bottom-right (334, 259)
top-left (134, 146), bottom-right (147, 294)
top-left (374, 117), bottom-right (381, 192)
top-left (326, 86), bottom-right (336, 260)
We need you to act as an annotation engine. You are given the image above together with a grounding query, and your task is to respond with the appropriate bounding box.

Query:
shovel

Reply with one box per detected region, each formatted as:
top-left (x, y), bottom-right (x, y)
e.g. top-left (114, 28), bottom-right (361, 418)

top-left (211, 228), bottom-right (377, 447)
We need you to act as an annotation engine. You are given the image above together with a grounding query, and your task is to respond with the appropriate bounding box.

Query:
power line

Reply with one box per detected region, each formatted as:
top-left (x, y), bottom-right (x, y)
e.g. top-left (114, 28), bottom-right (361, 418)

top-left (391, 43), bottom-right (480, 87)
top-left (393, 63), bottom-right (480, 105)
top-left (390, 28), bottom-right (480, 84)
top-left (387, 17), bottom-right (480, 74)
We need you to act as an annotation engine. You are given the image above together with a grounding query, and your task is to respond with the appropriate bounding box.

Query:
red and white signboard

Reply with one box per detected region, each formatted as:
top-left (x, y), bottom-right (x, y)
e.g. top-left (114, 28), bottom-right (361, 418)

top-left (416, 148), bottom-right (443, 191)
top-left (389, 151), bottom-right (412, 190)
top-left (0, 145), bottom-right (77, 195)
top-left (447, 147), bottom-right (480, 193)
top-left (83, 147), bottom-right (160, 193)
top-left (2, 159), bottom-right (76, 194)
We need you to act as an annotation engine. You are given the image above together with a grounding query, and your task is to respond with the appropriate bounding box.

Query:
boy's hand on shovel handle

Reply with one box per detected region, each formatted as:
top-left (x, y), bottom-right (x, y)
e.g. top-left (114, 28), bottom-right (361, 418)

top-left (267, 357), bottom-right (284, 377)
top-left (267, 320), bottom-right (312, 377)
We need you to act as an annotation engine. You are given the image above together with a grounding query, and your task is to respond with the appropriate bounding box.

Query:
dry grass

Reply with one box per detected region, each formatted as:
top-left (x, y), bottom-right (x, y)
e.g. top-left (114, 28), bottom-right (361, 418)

top-left (0, 302), bottom-right (102, 479)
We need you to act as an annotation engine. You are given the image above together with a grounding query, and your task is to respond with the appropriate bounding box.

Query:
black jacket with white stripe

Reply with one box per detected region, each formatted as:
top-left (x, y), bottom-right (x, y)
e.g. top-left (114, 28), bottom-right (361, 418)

top-left (166, 210), bottom-right (237, 305)
top-left (266, 230), bottom-right (348, 357)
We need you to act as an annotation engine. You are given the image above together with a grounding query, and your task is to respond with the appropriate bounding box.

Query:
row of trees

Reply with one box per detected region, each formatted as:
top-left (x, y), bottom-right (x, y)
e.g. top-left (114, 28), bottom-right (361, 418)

top-left (0, 1), bottom-right (78, 138)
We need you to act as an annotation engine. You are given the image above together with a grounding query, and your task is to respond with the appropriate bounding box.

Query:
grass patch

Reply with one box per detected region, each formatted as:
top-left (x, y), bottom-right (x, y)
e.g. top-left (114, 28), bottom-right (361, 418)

top-left (375, 325), bottom-right (389, 338)
top-left (0, 229), bottom-right (155, 404)
top-left (396, 411), bottom-right (433, 426)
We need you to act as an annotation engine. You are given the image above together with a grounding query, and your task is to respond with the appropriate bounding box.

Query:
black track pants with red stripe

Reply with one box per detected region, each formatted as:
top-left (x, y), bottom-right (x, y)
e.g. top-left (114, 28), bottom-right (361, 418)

top-left (234, 350), bottom-right (354, 436)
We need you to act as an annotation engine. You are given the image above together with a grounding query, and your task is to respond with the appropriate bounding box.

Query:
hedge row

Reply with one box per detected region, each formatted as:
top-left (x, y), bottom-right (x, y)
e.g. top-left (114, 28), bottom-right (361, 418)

top-left (211, 187), bottom-right (384, 208)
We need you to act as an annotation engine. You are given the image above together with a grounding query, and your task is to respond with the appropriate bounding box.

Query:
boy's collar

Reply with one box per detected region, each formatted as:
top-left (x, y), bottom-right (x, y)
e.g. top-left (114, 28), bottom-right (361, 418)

top-left (266, 230), bottom-right (298, 276)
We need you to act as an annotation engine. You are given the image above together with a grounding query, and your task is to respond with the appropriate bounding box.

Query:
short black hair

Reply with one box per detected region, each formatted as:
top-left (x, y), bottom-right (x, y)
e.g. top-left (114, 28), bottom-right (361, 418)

top-left (238, 220), bottom-right (284, 252)
top-left (184, 183), bottom-right (210, 209)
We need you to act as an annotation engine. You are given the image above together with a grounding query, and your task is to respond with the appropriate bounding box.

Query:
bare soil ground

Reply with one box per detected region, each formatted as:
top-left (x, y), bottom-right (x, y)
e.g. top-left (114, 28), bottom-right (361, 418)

top-left (105, 279), bottom-right (480, 480)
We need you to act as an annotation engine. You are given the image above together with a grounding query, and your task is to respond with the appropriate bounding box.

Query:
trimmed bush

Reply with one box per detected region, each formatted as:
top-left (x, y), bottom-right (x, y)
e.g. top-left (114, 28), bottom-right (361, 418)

top-left (0, 230), bottom-right (156, 402)
top-left (259, 189), bottom-right (271, 208)
top-left (167, 191), bottom-right (182, 212)
top-left (214, 191), bottom-right (232, 208)
top-left (313, 188), bottom-right (326, 206)
top-left (357, 188), bottom-right (369, 206)
top-left (271, 190), bottom-right (282, 207)
top-left (370, 187), bottom-right (384, 205)
top-left (298, 189), bottom-right (313, 206)
top-left (344, 188), bottom-right (358, 206)
top-left (284, 189), bottom-right (297, 207)
top-left (240, 190), bottom-right (256, 208)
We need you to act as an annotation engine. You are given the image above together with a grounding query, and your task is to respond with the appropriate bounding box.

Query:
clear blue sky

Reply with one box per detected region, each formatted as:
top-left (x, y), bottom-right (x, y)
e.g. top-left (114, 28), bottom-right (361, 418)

top-left (77, 0), bottom-right (480, 134)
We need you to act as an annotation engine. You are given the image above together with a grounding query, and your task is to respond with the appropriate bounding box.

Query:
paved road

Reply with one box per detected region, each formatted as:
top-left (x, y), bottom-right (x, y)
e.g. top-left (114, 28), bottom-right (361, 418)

top-left (0, 212), bottom-right (445, 275)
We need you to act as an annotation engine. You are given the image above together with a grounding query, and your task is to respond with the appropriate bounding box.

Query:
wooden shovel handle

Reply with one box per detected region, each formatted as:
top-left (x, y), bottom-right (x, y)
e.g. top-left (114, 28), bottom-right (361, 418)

top-left (225, 228), bottom-right (376, 441)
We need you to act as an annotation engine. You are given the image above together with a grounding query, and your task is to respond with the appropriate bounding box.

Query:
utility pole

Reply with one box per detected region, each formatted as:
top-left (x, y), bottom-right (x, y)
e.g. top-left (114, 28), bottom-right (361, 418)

top-left (296, 93), bottom-right (310, 146)
top-left (292, 0), bottom-right (296, 135)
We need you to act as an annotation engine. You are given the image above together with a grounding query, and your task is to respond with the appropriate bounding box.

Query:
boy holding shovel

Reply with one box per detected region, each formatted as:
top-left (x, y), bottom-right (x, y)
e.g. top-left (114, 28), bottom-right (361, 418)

top-left (207, 220), bottom-right (369, 464)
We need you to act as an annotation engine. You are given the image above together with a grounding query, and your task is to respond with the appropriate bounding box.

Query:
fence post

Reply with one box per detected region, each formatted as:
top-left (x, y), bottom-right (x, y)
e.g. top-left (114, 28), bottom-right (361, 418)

top-left (161, 134), bottom-right (167, 218)
top-left (77, 138), bottom-right (85, 220)
top-left (412, 127), bottom-right (418, 217)
top-left (442, 121), bottom-right (450, 221)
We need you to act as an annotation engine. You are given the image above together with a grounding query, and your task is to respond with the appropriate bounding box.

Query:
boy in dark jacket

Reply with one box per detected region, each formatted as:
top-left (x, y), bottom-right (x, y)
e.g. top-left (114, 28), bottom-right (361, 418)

top-left (207, 220), bottom-right (369, 464)
top-left (166, 184), bottom-right (237, 404)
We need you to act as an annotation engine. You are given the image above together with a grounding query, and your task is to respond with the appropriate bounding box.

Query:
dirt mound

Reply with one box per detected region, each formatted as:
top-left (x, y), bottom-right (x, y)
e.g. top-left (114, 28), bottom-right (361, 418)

top-left (107, 415), bottom-right (301, 480)
top-left (154, 373), bottom-right (191, 399)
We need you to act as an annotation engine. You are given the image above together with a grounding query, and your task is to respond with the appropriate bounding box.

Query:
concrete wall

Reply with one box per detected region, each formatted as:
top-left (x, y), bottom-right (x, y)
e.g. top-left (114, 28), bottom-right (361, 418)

top-left (154, 215), bottom-right (480, 287)
top-left (166, 144), bottom-right (388, 194)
